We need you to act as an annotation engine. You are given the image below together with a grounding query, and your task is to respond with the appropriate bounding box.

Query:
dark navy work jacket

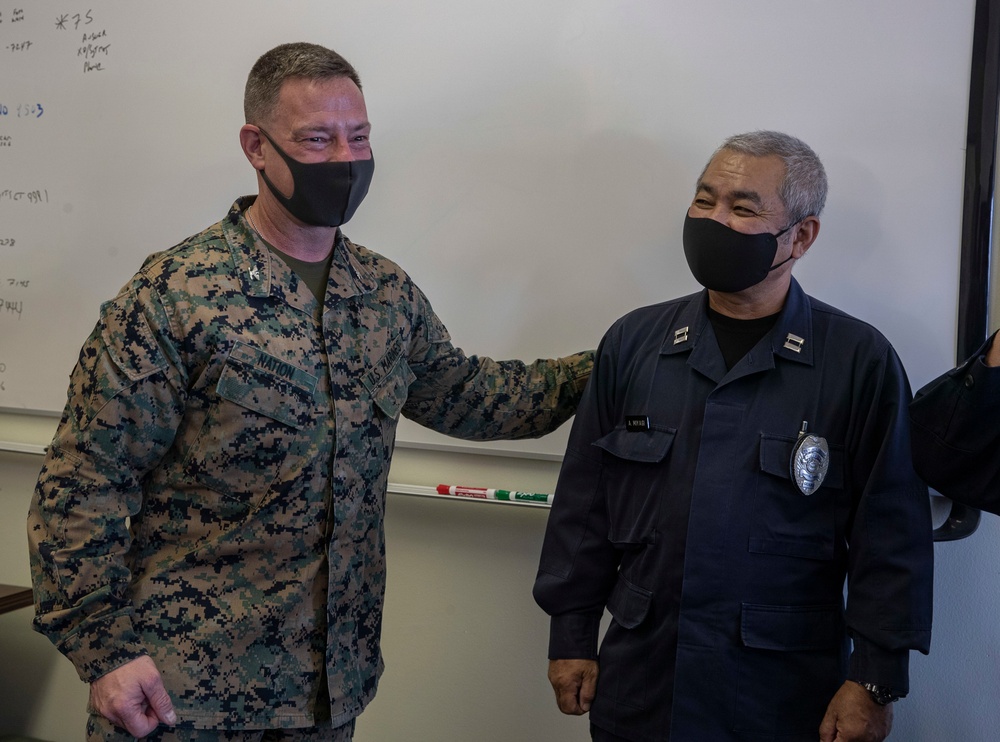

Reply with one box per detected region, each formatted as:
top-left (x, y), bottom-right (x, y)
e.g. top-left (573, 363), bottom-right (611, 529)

top-left (534, 280), bottom-right (933, 742)
top-left (911, 331), bottom-right (1000, 512)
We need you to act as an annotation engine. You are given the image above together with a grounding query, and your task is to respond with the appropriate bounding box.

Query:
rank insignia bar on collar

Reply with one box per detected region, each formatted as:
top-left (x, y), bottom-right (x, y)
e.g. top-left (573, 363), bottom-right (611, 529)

top-left (784, 333), bottom-right (805, 353)
top-left (790, 421), bottom-right (829, 496)
top-left (249, 266), bottom-right (261, 281)
top-left (674, 326), bottom-right (689, 345)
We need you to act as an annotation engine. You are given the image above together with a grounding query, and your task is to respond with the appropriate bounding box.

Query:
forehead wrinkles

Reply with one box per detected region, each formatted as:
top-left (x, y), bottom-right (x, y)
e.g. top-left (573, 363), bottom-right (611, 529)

top-left (699, 154), bottom-right (785, 210)
top-left (275, 77), bottom-right (368, 125)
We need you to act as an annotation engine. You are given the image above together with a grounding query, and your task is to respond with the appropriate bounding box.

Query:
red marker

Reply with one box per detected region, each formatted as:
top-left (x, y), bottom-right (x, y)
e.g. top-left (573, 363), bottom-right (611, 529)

top-left (436, 484), bottom-right (489, 499)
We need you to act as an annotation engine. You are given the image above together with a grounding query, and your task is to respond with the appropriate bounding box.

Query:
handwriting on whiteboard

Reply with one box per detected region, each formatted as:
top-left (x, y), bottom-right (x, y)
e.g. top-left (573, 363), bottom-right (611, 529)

top-left (0, 189), bottom-right (49, 204)
top-left (0, 8), bottom-right (112, 74)
top-left (0, 103), bottom-right (44, 118)
top-left (0, 276), bottom-right (29, 321)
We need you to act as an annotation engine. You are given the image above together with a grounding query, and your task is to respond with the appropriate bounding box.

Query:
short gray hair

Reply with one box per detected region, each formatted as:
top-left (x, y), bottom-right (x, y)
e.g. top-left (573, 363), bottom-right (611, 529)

top-left (244, 42), bottom-right (362, 125)
top-left (702, 130), bottom-right (828, 223)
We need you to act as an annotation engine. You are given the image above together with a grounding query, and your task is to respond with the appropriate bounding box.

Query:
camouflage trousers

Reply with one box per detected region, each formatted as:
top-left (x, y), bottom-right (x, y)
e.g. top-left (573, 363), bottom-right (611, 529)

top-left (86, 715), bottom-right (355, 742)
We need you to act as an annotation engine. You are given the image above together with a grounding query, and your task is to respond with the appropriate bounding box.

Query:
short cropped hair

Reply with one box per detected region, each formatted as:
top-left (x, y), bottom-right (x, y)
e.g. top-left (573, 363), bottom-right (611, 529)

top-left (702, 130), bottom-right (828, 223)
top-left (244, 42), bottom-right (362, 125)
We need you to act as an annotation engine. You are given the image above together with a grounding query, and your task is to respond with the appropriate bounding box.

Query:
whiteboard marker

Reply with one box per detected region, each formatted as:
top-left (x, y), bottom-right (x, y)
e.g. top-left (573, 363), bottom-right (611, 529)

top-left (436, 484), bottom-right (489, 499)
top-left (437, 484), bottom-right (552, 504)
top-left (493, 489), bottom-right (553, 504)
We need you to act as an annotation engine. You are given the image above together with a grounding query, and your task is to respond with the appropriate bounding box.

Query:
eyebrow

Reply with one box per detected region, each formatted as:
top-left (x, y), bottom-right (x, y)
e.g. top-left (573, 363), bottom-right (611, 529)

top-left (695, 182), bottom-right (764, 207)
top-left (293, 121), bottom-right (371, 136)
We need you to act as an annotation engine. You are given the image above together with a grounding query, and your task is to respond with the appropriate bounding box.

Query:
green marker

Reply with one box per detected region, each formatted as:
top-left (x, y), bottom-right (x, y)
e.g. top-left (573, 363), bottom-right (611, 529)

top-left (436, 484), bottom-right (553, 505)
top-left (494, 489), bottom-right (552, 504)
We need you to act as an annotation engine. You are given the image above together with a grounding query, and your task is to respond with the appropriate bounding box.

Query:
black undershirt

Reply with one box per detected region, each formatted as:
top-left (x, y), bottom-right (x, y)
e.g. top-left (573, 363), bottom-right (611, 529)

top-left (708, 306), bottom-right (780, 370)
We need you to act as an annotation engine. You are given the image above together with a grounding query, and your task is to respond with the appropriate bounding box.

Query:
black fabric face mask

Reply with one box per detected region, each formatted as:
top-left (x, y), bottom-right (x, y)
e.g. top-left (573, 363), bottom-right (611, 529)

top-left (682, 214), bottom-right (794, 293)
top-left (257, 128), bottom-right (374, 227)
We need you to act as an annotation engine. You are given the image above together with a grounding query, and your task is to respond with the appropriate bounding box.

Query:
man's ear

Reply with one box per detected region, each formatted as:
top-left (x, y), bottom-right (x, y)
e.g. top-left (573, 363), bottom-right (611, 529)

top-left (791, 216), bottom-right (820, 258)
top-left (239, 125), bottom-right (265, 170)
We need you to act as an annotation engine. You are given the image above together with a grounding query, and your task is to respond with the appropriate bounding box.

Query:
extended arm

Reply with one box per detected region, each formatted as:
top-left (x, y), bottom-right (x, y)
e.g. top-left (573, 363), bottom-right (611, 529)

top-left (910, 331), bottom-right (1000, 510)
top-left (400, 282), bottom-right (593, 441)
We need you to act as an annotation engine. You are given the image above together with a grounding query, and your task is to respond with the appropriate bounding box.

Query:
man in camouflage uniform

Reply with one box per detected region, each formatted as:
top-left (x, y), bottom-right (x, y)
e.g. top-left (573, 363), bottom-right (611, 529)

top-left (27, 42), bottom-right (592, 741)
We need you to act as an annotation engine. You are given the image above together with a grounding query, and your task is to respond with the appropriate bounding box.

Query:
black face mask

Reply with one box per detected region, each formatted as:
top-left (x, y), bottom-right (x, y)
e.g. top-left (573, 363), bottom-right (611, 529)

top-left (257, 128), bottom-right (374, 227)
top-left (682, 214), bottom-right (795, 293)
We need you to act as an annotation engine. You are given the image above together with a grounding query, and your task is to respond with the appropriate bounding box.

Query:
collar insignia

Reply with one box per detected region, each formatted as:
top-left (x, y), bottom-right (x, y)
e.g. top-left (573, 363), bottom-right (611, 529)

top-left (784, 333), bottom-right (805, 353)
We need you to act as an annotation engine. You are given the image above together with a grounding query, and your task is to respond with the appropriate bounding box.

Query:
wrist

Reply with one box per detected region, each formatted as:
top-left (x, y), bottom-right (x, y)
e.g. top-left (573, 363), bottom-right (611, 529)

top-left (853, 680), bottom-right (899, 706)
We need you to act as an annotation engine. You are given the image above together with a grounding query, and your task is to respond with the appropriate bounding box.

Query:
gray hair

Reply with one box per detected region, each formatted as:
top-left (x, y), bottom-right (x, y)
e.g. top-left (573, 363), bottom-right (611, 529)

top-left (244, 42), bottom-right (362, 125)
top-left (702, 130), bottom-right (828, 223)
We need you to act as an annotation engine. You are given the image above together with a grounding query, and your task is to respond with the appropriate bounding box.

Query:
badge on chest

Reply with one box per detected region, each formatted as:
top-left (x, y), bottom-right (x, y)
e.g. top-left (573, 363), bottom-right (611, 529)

top-left (790, 421), bottom-right (829, 496)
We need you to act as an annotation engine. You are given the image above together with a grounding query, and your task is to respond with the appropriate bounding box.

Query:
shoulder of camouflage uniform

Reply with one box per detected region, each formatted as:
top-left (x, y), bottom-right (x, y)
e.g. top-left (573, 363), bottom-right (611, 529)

top-left (339, 235), bottom-right (412, 288)
top-left (135, 219), bottom-right (233, 284)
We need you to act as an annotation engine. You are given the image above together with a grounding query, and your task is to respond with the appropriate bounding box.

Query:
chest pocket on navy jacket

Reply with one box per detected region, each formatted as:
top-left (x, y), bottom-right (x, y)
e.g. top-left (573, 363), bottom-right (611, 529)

top-left (184, 342), bottom-right (317, 508)
top-left (362, 335), bottom-right (415, 420)
top-left (750, 433), bottom-right (846, 561)
top-left (594, 426), bottom-right (675, 545)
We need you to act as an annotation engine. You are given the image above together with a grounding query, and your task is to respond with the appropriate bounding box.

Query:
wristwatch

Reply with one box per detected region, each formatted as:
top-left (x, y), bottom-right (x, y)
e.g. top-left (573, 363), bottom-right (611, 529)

top-left (858, 681), bottom-right (899, 706)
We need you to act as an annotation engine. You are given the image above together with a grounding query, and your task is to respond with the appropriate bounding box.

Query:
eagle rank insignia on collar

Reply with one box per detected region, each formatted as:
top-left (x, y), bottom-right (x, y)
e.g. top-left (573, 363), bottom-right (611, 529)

top-left (790, 421), bottom-right (829, 496)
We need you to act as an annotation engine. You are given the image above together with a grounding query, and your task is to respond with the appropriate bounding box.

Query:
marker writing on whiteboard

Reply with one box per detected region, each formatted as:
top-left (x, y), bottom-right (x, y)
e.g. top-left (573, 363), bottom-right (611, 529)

top-left (436, 484), bottom-right (553, 505)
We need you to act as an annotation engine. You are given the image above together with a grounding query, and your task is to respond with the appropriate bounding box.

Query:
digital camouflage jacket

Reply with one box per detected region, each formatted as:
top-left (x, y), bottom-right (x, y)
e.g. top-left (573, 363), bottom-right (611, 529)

top-left (28, 197), bottom-right (592, 729)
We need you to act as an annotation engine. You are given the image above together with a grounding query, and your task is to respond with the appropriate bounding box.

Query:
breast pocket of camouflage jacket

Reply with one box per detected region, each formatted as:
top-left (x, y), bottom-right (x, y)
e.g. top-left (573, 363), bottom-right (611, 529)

top-left (749, 433), bottom-right (846, 561)
top-left (593, 426), bottom-right (675, 546)
top-left (362, 334), bottom-right (416, 421)
top-left (183, 342), bottom-right (318, 508)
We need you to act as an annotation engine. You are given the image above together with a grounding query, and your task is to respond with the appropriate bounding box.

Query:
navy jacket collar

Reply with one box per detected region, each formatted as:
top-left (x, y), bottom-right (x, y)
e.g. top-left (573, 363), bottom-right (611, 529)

top-left (660, 278), bottom-right (815, 383)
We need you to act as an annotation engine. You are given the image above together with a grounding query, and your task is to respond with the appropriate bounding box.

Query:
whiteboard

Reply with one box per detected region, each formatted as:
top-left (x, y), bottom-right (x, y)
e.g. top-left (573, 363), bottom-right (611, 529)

top-left (0, 0), bottom-right (976, 458)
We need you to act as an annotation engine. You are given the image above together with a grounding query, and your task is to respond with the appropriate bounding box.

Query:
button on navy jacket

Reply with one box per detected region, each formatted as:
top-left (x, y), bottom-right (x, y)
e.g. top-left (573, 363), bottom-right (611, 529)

top-left (534, 279), bottom-right (933, 741)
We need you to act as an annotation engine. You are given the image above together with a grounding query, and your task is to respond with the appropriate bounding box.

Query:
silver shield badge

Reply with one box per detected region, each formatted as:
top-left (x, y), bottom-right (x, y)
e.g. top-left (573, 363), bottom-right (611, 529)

top-left (790, 422), bottom-right (829, 496)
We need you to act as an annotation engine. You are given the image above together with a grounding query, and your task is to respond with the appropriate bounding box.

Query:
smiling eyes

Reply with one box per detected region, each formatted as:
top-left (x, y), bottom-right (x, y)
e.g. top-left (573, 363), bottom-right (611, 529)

top-left (692, 195), bottom-right (760, 218)
top-left (298, 134), bottom-right (369, 148)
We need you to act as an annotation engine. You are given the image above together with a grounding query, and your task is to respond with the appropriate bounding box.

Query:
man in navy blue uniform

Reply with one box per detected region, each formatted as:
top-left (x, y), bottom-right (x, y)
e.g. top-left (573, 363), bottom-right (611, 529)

top-left (911, 333), bottom-right (1000, 508)
top-left (533, 131), bottom-right (933, 742)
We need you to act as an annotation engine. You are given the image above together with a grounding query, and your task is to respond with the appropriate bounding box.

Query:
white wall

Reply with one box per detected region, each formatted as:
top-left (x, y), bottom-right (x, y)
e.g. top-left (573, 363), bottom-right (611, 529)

top-left (0, 0), bottom-right (978, 458)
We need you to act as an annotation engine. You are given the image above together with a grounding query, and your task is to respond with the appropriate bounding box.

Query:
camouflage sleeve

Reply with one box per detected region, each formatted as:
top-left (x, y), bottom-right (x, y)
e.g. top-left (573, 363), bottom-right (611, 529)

top-left (27, 277), bottom-right (186, 682)
top-left (401, 285), bottom-right (594, 441)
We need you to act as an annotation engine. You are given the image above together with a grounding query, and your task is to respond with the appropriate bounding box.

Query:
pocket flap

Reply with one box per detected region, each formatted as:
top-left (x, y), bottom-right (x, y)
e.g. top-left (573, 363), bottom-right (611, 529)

top-left (217, 342), bottom-right (317, 429)
top-left (362, 336), bottom-right (415, 420)
top-left (99, 290), bottom-right (167, 382)
top-left (594, 426), bottom-right (675, 464)
top-left (759, 434), bottom-right (845, 489)
top-left (607, 576), bottom-right (653, 629)
top-left (741, 603), bottom-right (843, 651)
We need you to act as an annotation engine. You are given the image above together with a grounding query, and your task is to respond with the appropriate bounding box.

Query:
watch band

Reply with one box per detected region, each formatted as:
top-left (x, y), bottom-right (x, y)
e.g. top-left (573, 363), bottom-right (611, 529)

top-left (859, 681), bottom-right (899, 706)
